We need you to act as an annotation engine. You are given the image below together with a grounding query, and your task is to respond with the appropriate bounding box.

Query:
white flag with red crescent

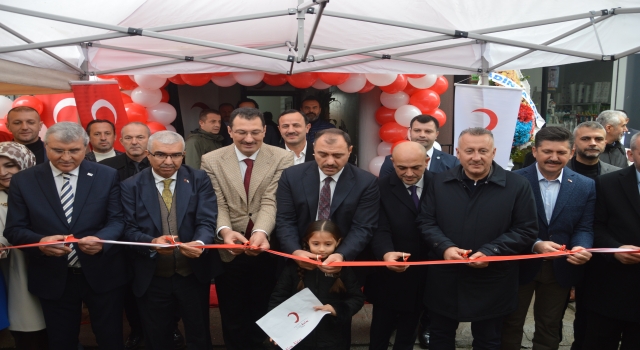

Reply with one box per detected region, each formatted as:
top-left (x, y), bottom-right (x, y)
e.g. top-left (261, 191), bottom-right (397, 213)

top-left (454, 84), bottom-right (523, 168)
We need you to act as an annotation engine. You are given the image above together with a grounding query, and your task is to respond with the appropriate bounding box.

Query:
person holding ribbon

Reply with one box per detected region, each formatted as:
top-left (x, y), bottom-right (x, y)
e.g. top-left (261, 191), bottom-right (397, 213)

top-left (4, 122), bottom-right (126, 350)
top-left (0, 142), bottom-right (46, 349)
top-left (121, 130), bottom-right (217, 350)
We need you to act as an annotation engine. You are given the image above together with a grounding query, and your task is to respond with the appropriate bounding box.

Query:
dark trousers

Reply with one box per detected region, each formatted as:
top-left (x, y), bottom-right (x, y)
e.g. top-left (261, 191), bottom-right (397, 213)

top-left (10, 329), bottom-right (49, 350)
top-left (501, 262), bottom-right (571, 350)
top-left (137, 273), bottom-right (211, 350)
top-left (570, 282), bottom-right (586, 350)
top-left (369, 304), bottom-right (421, 350)
top-left (583, 310), bottom-right (640, 350)
top-left (430, 311), bottom-right (503, 350)
top-left (39, 270), bottom-right (124, 350)
top-left (216, 253), bottom-right (276, 350)
top-left (124, 282), bottom-right (144, 336)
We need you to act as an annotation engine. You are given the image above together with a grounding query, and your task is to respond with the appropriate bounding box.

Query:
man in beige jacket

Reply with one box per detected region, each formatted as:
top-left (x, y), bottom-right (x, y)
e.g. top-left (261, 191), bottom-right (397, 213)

top-left (201, 107), bottom-right (293, 349)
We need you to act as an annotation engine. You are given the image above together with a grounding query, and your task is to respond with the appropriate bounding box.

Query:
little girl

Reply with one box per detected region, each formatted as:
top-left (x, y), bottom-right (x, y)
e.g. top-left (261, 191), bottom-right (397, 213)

top-left (268, 220), bottom-right (365, 350)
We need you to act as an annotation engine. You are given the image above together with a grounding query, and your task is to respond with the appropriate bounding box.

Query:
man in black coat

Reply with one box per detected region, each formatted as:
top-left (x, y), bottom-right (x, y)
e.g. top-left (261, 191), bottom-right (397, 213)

top-left (581, 132), bottom-right (640, 349)
top-left (367, 141), bottom-right (433, 350)
top-left (276, 128), bottom-right (379, 274)
top-left (417, 127), bottom-right (538, 350)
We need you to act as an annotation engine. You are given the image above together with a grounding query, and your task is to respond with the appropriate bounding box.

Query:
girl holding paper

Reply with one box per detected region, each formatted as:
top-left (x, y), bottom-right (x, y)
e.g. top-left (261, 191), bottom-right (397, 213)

top-left (268, 220), bottom-right (364, 349)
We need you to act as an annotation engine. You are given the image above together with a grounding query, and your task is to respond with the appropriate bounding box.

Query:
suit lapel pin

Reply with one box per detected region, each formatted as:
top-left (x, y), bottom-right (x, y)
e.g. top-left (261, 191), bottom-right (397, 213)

top-left (437, 156), bottom-right (441, 159)
top-left (184, 179), bottom-right (189, 183)
top-left (567, 179), bottom-right (572, 183)
top-left (87, 173), bottom-right (93, 176)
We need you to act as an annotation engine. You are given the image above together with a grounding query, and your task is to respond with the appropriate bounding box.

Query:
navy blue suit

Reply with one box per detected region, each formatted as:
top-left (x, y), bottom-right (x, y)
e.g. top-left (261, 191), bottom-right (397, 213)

top-left (5, 160), bottom-right (126, 349)
top-left (513, 164), bottom-right (595, 287)
top-left (379, 148), bottom-right (459, 178)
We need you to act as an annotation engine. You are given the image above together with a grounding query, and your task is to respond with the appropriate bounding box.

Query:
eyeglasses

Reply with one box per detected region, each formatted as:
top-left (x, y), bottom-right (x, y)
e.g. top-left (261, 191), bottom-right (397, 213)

top-left (49, 148), bottom-right (83, 156)
top-left (149, 152), bottom-right (184, 160)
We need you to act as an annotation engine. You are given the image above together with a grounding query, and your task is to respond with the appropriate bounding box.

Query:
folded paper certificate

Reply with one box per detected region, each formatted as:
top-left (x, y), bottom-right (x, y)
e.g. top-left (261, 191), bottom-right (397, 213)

top-left (256, 288), bottom-right (330, 349)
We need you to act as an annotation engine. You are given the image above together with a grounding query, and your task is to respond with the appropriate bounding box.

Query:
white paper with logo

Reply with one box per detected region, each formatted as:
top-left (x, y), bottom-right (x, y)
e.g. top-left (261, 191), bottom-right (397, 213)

top-left (454, 84), bottom-right (523, 168)
top-left (256, 288), bottom-right (330, 350)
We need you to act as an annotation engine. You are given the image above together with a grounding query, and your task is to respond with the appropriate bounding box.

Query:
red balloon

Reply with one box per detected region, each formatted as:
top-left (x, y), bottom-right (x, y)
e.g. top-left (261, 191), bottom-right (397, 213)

top-left (430, 76), bottom-right (449, 95)
top-left (211, 72), bottom-right (230, 77)
top-left (168, 75), bottom-right (186, 85)
top-left (409, 89), bottom-right (441, 113)
top-left (12, 96), bottom-right (44, 115)
top-left (379, 122), bottom-right (408, 143)
top-left (161, 80), bottom-right (170, 89)
top-left (263, 74), bottom-right (288, 86)
top-left (403, 83), bottom-right (419, 96)
top-left (319, 73), bottom-right (350, 86)
top-left (160, 89), bottom-right (169, 103)
top-left (121, 93), bottom-right (133, 105)
top-left (359, 80), bottom-right (375, 93)
top-left (181, 73), bottom-right (214, 86)
top-left (124, 103), bottom-right (148, 123)
top-left (430, 108), bottom-right (447, 127)
top-left (0, 131), bottom-right (12, 142)
top-left (380, 74), bottom-right (408, 94)
top-left (375, 106), bottom-right (396, 125)
top-left (57, 106), bottom-right (79, 123)
top-left (114, 76), bottom-right (138, 90)
top-left (405, 74), bottom-right (425, 79)
top-left (286, 73), bottom-right (318, 89)
top-left (146, 121), bottom-right (167, 134)
top-left (391, 140), bottom-right (409, 152)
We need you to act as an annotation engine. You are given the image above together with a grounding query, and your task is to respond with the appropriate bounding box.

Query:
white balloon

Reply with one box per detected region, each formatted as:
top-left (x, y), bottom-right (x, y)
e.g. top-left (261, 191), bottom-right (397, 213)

top-left (134, 75), bottom-right (167, 90)
top-left (407, 74), bottom-right (438, 89)
top-left (394, 105), bottom-right (422, 127)
top-left (380, 91), bottom-right (409, 109)
top-left (164, 124), bottom-right (176, 132)
top-left (337, 73), bottom-right (367, 93)
top-left (232, 72), bottom-right (265, 86)
top-left (38, 124), bottom-right (48, 140)
top-left (0, 96), bottom-right (13, 117)
top-left (211, 75), bottom-right (237, 87)
top-left (365, 73), bottom-right (397, 86)
top-left (147, 102), bottom-right (177, 125)
top-left (312, 80), bottom-right (332, 90)
top-left (377, 142), bottom-right (392, 156)
top-left (369, 156), bottom-right (386, 177)
top-left (156, 74), bottom-right (176, 78)
top-left (131, 87), bottom-right (162, 107)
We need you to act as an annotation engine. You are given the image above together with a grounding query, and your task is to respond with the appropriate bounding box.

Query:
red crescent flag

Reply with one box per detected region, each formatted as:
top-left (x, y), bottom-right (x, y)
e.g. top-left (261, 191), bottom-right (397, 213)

top-left (70, 81), bottom-right (129, 151)
top-left (33, 93), bottom-right (76, 127)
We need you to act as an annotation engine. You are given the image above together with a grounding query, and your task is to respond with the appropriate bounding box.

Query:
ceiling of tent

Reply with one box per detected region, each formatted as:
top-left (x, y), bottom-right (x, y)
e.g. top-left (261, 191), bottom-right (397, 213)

top-left (0, 0), bottom-right (639, 93)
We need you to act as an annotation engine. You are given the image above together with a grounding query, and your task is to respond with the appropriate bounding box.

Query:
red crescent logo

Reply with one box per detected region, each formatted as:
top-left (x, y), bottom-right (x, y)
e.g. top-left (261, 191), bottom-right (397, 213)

top-left (191, 102), bottom-right (210, 110)
top-left (288, 312), bottom-right (300, 323)
top-left (471, 108), bottom-right (498, 130)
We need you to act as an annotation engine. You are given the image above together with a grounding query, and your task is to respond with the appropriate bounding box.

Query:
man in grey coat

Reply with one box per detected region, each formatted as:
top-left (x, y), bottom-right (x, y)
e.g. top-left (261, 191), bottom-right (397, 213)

top-left (596, 110), bottom-right (629, 168)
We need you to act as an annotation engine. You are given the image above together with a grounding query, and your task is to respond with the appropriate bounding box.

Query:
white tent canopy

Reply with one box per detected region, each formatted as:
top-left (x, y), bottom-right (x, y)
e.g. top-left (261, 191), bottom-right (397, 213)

top-left (0, 0), bottom-right (639, 92)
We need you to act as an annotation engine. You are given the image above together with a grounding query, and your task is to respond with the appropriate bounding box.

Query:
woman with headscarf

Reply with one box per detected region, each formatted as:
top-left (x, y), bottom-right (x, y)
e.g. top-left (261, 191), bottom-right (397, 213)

top-left (0, 141), bottom-right (47, 349)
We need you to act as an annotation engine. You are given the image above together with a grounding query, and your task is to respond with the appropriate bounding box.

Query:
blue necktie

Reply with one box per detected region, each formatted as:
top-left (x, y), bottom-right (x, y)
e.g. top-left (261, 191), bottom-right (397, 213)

top-left (409, 185), bottom-right (420, 209)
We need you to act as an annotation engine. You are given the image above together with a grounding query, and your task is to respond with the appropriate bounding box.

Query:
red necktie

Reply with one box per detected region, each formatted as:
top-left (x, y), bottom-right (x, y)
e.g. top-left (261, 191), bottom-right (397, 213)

top-left (318, 177), bottom-right (333, 220)
top-left (243, 159), bottom-right (254, 239)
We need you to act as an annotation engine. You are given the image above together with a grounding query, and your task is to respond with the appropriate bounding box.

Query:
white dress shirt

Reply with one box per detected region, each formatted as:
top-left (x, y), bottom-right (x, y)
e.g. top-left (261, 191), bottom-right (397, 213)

top-left (404, 175), bottom-right (425, 199)
top-left (316, 167), bottom-right (345, 220)
top-left (532, 164), bottom-right (563, 252)
top-left (50, 162), bottom-right (79, 198)
top-left (285, 142), bottom-right (307, 166)
top-left (426, 147), bottom-right (434, 171)
top-left (151, 169), bottom-right (177, 195)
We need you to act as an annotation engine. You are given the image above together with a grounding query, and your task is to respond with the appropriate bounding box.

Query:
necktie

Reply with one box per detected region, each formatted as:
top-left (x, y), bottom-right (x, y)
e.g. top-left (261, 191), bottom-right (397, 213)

top-left (409, 185), bottom-right (420, 209)
top-left (61, 174), bottom-right (78, 267)
top-left (318, 177), bottom-right (333, 220)
top-left (243, 159), bottom-right (254, 238)
top-left (162, 179), bottom-right (173, 211)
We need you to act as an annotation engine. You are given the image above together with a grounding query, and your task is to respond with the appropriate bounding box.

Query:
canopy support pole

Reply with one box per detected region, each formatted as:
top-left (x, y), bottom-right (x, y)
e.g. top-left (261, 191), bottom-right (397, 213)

top-left (301, 0), bottom-right (327, 62)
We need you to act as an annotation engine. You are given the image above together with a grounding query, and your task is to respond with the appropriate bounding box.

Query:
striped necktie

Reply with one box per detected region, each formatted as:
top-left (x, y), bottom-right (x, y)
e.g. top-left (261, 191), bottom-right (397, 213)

top-left (61, 174), bottom-right (79, 267)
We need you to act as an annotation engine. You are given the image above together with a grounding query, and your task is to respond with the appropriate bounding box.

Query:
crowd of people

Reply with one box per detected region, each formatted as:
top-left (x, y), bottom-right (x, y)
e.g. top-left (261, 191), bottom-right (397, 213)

top-left (0, 101), bottom-right (637, 350)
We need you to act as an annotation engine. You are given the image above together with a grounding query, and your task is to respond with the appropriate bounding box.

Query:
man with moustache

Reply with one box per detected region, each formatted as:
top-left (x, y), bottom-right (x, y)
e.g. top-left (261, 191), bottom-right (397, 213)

top-left (278, 109), bottom-right (313, 165)
top-left (237, 99), bottom-right (281, 147)
top-left (596, 110), bottom-right (629, 168)
top-left (501, 127), bottom-right (594, 350)
top-left (201, 107), bottom-right (293, 349)
top-left (367, 141), bottom-right (433, 350)
top-left (84, 119), bottom-right (122, 162)
top-left (5, 106), bottom-right (47, 164)
top-left (185, 109), bottom-right (224, 169)
top-left (301, 96), bottom-right (335, 144)
top-left (379, 114), bottom-right (459, 179)
top-left (418, 127), bottom-right (537, 349)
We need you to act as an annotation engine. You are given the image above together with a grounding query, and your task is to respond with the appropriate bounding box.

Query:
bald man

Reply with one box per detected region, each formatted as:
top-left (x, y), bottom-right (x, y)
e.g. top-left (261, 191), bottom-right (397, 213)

top-left (366, 141), bottom-right (433, 350)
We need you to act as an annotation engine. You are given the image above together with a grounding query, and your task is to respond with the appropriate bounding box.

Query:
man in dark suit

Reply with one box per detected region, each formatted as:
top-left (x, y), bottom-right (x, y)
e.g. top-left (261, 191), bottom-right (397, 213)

top-left (367, 141), bottom-right (433, 350)
top-left (100, 121), bottom-right (151, 349)
top-left (276, 128), bottom-right (379, 274)
top-left (581, 133), bottom-right (640, 349)
top-left (121, 130), bottom-right (217, 350)
top-left (278, 109), bottom-right (313, 165)
top-left (501, 127), bottom-right (595, 350)
top-left (84, 119), bottom-right (123, 162)
top-left (418, 127), bottom-right (538, 349)
top-left (5, 122), bottom-right (126, 350)
top-left (379, 114), bottom-right (458, 178)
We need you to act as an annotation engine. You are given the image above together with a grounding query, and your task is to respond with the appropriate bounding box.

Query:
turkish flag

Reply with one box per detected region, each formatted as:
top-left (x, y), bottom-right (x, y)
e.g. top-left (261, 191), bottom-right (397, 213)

top-left (71, 81), bottom-right (129, 151)
top-left (33, 93), bottom-right (78, 127)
